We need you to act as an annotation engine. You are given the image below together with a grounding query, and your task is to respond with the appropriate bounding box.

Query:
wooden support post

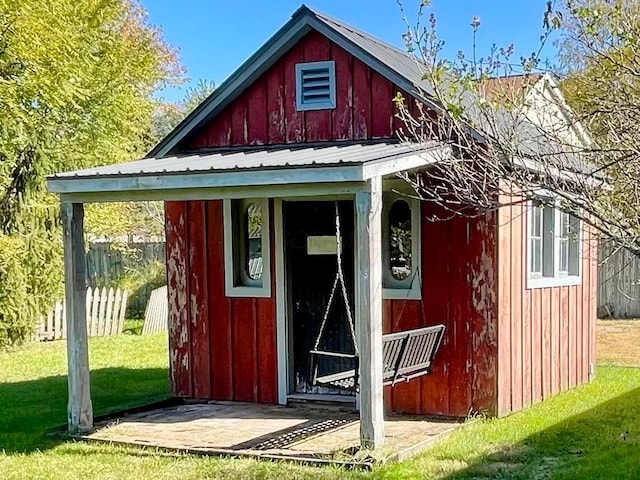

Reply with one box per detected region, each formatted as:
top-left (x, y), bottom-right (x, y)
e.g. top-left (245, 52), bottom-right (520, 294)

top-left (62, 202), bottom-right (93, 433)
top-left (355, 177), bottom-right (384, 449)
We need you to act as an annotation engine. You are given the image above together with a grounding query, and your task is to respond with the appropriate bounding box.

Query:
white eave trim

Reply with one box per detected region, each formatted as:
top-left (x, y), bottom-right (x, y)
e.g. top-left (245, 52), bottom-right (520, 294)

top-left (47, 146), bottom-right (450, 202)
top-left (48, 165), bottom-right (365, 196)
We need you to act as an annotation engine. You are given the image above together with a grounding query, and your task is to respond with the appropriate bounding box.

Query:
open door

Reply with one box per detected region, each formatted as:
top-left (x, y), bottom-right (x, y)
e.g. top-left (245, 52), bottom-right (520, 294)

top-left (283, 200), bottom-right (356, 395)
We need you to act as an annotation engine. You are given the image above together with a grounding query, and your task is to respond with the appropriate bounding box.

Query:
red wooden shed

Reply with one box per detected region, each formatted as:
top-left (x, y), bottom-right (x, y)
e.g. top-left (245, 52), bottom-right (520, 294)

top-left (48, 5), bottom-right (597, 450)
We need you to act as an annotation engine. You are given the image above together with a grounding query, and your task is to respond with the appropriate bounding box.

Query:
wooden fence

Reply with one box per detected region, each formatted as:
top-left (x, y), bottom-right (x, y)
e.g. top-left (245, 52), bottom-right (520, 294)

top-left (599, 241), bottom-right (640, 318)
top-left (142, 286), bottom-right (168, 335)
top-left (37, 287), bottom-right (128, 341)
top-left (86, 242), bottom-right (165, 287)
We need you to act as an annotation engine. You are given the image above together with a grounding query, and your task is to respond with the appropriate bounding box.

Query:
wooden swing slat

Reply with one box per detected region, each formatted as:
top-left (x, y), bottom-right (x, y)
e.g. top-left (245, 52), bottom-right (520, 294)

top-left (312, 324), bottom-right (446, 389)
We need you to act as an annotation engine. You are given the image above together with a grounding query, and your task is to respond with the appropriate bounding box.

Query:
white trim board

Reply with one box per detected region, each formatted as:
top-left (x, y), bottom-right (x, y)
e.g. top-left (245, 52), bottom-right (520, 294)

top-left (223, 199), bottom-right (272, 298)
top-left (274, 198), bottom-right (288, 405)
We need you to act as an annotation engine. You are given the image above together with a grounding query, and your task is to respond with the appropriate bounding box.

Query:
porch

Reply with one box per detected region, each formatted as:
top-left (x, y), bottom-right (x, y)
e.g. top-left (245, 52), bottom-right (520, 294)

top-left (47, 140), bottom-right (451, 450)
top-left (80, 401), bottom-right (461, 467)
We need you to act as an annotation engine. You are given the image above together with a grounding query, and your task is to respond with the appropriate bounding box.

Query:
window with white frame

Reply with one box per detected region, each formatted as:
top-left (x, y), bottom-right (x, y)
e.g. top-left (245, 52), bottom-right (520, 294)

top-left (382, 193), bottom-right (421, 299)
top-left (527, 198), bottom-right (581, 288)
top-left (223, 199), bottom-right (271, 297)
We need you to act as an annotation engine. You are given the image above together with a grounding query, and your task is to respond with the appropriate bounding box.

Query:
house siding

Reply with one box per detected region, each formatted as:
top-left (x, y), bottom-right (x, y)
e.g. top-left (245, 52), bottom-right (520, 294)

top-left (384, 205), bottom-right (499, 417)
top-left (496, 199), bottom-right (597, 416)
top-left (164, 25), bottom-right (595, 418)
top-left (167, 30), bottom-right (414, 407)
top-left (166, 200), bottom-right (278, 404)
top-left (185, 31), bottom-right (406, 149)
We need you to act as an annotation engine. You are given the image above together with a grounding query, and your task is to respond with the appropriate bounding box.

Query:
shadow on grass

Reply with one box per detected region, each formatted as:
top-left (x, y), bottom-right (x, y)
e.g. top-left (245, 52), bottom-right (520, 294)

top-left (0, 367), bottom-right (169, 454)
top-left (441, 385), bottom-right (640, 479)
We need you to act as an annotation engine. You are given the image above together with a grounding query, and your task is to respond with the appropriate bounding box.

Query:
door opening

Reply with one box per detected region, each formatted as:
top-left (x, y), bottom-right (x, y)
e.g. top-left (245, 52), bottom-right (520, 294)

top-left (283, 200), bottom-right (356, 395)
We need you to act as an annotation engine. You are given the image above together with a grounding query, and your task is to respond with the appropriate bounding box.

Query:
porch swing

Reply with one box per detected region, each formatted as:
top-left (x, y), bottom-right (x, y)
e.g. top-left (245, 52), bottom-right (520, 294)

top-left (308, 202), bottom-right (446, 392)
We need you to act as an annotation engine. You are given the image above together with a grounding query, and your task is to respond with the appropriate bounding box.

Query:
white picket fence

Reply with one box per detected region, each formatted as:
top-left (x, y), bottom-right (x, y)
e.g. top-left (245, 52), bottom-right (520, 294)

top-left (37, 287), bottom-right (128, 341)
top-left (142, 285), bottom-right (168, 335)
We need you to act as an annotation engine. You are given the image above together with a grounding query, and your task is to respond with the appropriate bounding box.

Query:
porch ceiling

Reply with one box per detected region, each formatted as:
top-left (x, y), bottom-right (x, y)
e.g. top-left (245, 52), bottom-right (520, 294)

top-left (47, 141), bottom-right (449, 203)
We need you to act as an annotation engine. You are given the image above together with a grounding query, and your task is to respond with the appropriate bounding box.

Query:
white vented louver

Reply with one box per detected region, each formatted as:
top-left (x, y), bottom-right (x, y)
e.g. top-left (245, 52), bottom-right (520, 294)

top-left (295, 61), bottom-right (336, 111)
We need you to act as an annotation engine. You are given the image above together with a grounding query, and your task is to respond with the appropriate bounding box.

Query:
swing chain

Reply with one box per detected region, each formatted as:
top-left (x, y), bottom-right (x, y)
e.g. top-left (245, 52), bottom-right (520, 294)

top-left (312, 202), bottom-right (359, 355)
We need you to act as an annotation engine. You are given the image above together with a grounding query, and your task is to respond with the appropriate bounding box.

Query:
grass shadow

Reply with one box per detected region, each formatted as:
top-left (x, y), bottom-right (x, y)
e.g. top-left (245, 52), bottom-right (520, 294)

top-left (438, 383), bottom-right (640, 479)
top-left (0, 367), bottom-right (169, 454)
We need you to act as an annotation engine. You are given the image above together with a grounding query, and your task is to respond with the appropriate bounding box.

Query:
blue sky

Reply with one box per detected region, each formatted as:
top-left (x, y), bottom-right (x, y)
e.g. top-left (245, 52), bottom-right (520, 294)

top-left (142, 1), bottom-right (557, 102)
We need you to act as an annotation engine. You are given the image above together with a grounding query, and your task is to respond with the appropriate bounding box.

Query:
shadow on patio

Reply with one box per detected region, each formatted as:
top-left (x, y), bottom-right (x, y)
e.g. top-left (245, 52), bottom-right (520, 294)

top-left (82, 401), bottom-right (462, 466)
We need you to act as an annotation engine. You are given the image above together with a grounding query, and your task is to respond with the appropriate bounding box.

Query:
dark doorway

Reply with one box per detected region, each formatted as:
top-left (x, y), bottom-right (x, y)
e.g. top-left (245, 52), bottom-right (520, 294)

top-left (283, 200), bottom-right (356, 395)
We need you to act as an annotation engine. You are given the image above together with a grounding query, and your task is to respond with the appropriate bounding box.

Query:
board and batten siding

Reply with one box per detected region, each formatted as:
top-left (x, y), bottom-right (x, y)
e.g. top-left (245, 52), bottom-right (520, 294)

top-left (165, 28), bottom-right (505, 416)
top-left (185, 31), bottom-right (409, 149)
top-left (384, 205), bottom-right (499, 418)
top-left (496, 199), bottom-right (597, 417)
top-left (166, 30), bottom-right (416, 407)
top-left (165, 200), bottom-right (278, 403)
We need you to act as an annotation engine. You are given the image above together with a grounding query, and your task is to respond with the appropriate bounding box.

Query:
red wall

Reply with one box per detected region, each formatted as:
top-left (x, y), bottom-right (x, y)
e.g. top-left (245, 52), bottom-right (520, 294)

top-left (496, 199), bottom-right (597, 416)
top-left (165, 200), bottom-right (278, 403)
top-left (164, 27), bottom-right (596, 417)
top-left (185, 30), bottom-right (406, 149)
top-left (166, 30), bottom-right (411, 405)
top-left (384, 205), bottom-right (499, 417)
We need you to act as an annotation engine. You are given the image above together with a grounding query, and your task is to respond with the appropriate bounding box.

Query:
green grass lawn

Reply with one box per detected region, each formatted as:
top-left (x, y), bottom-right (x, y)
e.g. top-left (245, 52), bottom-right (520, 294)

top-left (1, 334), bottom-right (640, 479)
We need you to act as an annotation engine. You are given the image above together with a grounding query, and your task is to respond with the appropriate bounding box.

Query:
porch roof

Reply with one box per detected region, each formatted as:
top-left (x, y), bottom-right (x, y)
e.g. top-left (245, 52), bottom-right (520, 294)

top-left (47, 141), bottom-right (448, 202)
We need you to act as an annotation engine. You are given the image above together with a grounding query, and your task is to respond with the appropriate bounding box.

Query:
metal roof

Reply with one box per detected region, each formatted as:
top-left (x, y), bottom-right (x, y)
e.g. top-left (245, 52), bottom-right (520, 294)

top-left (51, 141), bottom-right (429, 180)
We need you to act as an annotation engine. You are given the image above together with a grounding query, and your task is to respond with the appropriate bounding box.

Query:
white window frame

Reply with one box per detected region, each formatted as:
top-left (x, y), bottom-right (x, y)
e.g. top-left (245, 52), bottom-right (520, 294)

top-left (382, 193), bottom-right (421, 300)
top-left (223, 198), bottom-right (271, 298)
top-left (526, 198), bottom-right (582, 289)
top-left (295, 60), bottom-right (336, 111)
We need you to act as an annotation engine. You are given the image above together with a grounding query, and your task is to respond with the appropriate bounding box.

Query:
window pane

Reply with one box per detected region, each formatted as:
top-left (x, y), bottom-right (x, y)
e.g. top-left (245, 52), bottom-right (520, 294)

top-left (531, 238), bottom-right (542, 275)
top-left (531, 206), bottom-right (542, 237)
top-left (245, 203), bottom-right (263, 280)
top-left (559, 238), bottom-right (569, 274)
top-left (389, 199), bottom-right (412, 281)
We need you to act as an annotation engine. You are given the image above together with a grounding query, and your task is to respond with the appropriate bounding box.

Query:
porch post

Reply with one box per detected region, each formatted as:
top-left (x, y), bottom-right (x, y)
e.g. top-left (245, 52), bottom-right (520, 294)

top-left (355, 176), bottom-right (384, 449)
top-left (62, 202), bottom-right (93, 433)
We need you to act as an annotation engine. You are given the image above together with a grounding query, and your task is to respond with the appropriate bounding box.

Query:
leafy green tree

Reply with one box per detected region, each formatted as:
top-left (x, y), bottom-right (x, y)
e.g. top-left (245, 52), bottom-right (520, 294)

top-left (0, 0), bottom-right (182, 346)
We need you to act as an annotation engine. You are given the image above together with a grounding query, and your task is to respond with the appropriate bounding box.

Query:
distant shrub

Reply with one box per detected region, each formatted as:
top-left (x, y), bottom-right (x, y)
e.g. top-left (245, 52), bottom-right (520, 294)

top-left (117, 261), bottom-right (166, 320)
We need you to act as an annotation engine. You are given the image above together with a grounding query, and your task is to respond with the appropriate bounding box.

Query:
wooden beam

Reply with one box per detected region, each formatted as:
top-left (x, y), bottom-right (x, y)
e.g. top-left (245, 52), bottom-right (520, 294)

top-left (59, 182), bottom-right (366, 204)
top-left (62, 202), bottom-right (93, 433)
top-left (355, 177), bottom-right (384, 449)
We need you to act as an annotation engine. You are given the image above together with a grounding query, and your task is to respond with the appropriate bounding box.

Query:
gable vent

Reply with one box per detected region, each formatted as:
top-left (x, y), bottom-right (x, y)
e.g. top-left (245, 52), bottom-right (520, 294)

top-left (295, 61), bottom-right (336, 111)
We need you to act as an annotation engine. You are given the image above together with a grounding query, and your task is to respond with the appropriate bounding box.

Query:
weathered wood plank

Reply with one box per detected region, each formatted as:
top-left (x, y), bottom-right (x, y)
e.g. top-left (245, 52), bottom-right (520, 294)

top-left (283, 47), bottom-right (305, 143)
top-left (419, 202), bottom-right (450, 416)
top-left (62, 202), bottom-right (92, 433)
top-left (165, 201), bottom-right (192, 397)
top-left (246, 82), bottom-right (268, 145)
top-left (266, 64), bottom-right (285, 144)
top-left (188, 201), bottom-right (211, 399)
top-left (332, 44), bottom-right (353, 141)
top-left (352, 58), bottom-right (371, 140)
top-left (469, 213), bottom-right (498, 415)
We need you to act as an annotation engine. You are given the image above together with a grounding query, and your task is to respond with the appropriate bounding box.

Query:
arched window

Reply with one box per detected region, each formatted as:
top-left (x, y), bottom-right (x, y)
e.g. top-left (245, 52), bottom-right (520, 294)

top-left (389, 199), bottom-right (412, 281)
top-left (383, 193), bottom-right (421, 299)
top-left (245, 203), bottom-right (263, 281)
top-left (224, 199), bottom-right (271, 297)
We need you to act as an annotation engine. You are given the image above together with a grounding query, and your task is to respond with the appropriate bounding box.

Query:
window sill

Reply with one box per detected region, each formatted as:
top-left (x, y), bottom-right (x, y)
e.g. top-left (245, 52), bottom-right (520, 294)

top-left (225, 285), bottom-right (272, 298)
top-left (526, 275), bottom-right (582, 289)
top-left (383, 287), bottom-right (421, 301)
